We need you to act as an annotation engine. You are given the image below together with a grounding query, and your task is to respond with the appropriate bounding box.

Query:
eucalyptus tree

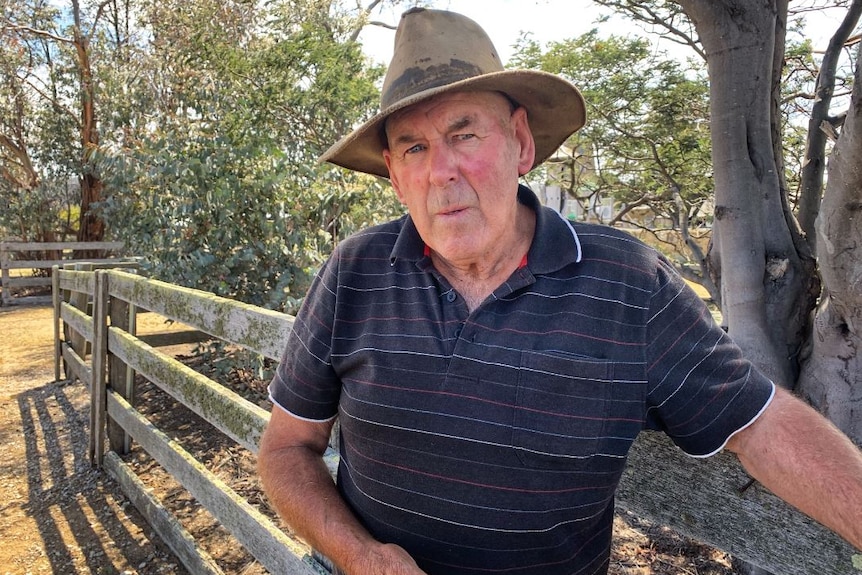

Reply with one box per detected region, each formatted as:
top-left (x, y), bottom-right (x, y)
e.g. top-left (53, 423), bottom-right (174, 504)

top-left (664, 5), bottom-right (862, 572)
top-left (533, 4), bottom-right (861, 572)
top-left (798, 27), bottom-right (862, 443)
top-left (95, 0), bottom-right (401, 310)
top-left (671, 0), bottom-right (861, 435)
top-left (584, 1), bottom-right (862, 446)
top-left (0, 0), bottom-right (83, 242)
top-left (0, 0), bottom-right (125, 245)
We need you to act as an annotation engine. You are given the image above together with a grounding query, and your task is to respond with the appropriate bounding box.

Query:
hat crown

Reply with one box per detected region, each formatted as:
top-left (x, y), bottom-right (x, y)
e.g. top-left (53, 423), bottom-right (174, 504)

top-left (318, 8), bottom-right (585, 178)
top-left (381, 9), bottom-right (504, 109)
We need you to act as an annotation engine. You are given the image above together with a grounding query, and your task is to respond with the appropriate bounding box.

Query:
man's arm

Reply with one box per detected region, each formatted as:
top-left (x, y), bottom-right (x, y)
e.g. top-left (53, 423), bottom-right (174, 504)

top-left (726, 386), bottom-right (862, 550)
top-left (257, 407), bottom-right (427, 575)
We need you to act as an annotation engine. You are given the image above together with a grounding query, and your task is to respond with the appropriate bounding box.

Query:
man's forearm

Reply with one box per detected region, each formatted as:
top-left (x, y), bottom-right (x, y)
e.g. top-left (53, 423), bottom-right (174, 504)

top-left (730, 388), bottom-right (862, 550)
top-left (259, 443), bottom-right (380, 572)
top-left (257, 410), bottom-right (427, 575)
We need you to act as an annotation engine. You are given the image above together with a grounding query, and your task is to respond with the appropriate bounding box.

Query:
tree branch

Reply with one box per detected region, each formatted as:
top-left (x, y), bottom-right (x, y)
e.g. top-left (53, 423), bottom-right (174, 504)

top-left (797, 0), bottom-right (862, 249)
top-left (16, 72), bottom-right (81, 129)
top-left (89, 0), bottom-right (116, 37)
top-left (593, 0), bottom-right (707, 60)
top-left (4, 24), bottom-right (72, 45)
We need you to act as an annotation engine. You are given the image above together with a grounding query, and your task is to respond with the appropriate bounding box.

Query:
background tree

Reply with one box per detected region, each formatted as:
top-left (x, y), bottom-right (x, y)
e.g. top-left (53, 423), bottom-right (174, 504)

top-left (671, 0), bottom-right (860, 432)
top-left (516, 3), bottom-right (860, 571)
top-left (511, 31), bottom-right (718, 300)
top-left (0, 0), bottom-right (81, 243)
top-left (0, 0), bottom-right (114, 247)
top-left (582, 0), bottom-right (857, 419)
top-left (95, 0), bottom-right (402, 310)
top-left (798, 38), bottom-right (862, 443)
top-left (797, 2), bottom-right (861, 250)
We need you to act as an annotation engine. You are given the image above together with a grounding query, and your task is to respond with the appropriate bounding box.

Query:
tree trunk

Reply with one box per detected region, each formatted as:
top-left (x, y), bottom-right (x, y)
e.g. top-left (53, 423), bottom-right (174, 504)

top-left (678, 0), bottom-right (816, 390)
top-left (78, 173), bottom-right (105, 245)
top-left (73, 0), bottom-right (105, 251)
top-left (0, 64), bottom-right (40, 191)
top-left (797, 0), bottom-right (862, 252)
top-left (798, 41), bottom-right (862, 444)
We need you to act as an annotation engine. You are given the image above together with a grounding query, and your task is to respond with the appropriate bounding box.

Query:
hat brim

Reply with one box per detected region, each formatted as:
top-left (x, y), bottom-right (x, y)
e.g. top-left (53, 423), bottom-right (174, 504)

top-left (318, 70), bottom-right (586, 179)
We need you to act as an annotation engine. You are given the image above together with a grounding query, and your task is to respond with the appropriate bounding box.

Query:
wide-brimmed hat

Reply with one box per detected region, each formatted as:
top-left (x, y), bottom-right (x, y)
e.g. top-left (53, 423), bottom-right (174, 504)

top-left (319, 7), bottom-right (586, 178)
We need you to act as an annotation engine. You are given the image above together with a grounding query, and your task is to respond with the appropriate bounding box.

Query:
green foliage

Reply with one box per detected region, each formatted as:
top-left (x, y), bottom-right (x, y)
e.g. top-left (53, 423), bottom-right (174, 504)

top-left (513, 30), bottom-right (714, 270)
top-left (98, 133), bottom-right (303, 310)
top-left (93, 0), bottom-right (402, 311)
top-left (0, 0), bottom-right (89, 240)
top-left (0, 180), bottom-right (77, 241)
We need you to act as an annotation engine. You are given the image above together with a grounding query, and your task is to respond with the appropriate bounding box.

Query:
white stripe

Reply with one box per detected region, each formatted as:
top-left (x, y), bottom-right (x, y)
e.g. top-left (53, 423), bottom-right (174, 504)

top-left (342, 463), bottom-right (610, 533)
top-left (340, 401), bottom-right (627, 460)
top-left (687, 381), bottom-right (776, 458)
top-left (267, 393), bottom-right (337, 423)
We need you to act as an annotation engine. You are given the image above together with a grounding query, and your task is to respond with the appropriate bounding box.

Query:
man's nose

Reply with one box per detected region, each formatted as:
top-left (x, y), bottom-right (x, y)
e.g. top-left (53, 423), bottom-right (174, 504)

top-left (427, 143), bottom-right (458, 187)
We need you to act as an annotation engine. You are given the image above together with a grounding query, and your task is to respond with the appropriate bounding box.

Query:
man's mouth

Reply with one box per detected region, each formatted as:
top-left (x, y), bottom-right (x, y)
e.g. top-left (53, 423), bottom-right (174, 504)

top-left (440, 207), bottom-right (468, 216)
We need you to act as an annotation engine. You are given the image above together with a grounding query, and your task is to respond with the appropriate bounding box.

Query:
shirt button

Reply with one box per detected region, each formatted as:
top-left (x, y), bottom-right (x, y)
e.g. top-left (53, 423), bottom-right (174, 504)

top-left (446, 291), bottom-right (457, 302)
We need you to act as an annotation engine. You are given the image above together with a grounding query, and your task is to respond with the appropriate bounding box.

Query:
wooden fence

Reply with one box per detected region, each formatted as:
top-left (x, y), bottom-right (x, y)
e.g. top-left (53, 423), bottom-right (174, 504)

top-left (1, 240), bottom-right (131, 306)
top-left (54, 267), bottom-right (334, 575)
top-left (52, 268), bottom-right (859, 575)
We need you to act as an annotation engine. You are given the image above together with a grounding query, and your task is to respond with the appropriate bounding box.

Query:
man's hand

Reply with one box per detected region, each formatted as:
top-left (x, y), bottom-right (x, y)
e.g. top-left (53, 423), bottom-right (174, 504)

top-left (341, 542), bottom-right (427, 575)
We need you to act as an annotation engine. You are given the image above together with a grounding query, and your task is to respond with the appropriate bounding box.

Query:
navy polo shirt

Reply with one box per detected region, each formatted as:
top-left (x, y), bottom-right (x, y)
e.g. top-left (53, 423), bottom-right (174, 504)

top-left (269, 185), bottom-right (774, 575)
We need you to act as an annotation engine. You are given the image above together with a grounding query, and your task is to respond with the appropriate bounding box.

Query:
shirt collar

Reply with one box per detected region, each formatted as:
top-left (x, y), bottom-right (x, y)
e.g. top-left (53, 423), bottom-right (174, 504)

top-left (390, 184), bottom-right (583, 272)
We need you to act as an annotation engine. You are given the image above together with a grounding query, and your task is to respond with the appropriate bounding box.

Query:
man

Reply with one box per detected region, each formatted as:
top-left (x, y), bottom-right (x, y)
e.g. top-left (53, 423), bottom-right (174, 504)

top-left (259, 8), bottom-right (862, 575)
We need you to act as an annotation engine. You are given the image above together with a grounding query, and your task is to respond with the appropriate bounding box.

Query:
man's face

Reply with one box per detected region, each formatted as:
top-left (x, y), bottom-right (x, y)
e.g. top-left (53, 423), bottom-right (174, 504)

top-left (383, 91), bottom-right (535, 268)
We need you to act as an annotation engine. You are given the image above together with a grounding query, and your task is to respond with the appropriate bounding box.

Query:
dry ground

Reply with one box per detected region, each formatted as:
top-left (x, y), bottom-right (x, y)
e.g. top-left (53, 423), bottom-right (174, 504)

top-left (0, 301), bottom-right (738, 575)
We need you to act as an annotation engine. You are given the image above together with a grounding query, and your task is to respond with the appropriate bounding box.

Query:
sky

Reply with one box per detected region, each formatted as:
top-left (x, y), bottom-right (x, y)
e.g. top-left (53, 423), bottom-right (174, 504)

top-left (357, 0), bottom-right (852, 66)
top-left (357, 1), bottom-right (621, 65)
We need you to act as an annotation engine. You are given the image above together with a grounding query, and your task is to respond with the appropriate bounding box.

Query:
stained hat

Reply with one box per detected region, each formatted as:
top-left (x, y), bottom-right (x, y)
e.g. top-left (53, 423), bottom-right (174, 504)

top-left (319, 7), bottom-right (586, 178)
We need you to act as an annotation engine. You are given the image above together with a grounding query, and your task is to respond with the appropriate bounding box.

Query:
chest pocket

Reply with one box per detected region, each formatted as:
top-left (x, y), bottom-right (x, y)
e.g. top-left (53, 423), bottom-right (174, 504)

top-left (513, 351), bottom-right (626, 469)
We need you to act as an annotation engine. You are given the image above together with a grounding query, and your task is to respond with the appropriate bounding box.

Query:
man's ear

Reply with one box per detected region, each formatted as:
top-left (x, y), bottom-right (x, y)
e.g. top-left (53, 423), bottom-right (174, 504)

top-left (383, 150), bottom-right (407, 205)
top-left (512, 107), bottom-right (536, 176)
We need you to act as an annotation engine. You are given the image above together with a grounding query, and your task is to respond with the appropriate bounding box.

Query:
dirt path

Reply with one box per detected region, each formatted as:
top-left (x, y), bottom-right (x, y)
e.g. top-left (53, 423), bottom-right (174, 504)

top-left (0, 304), bottom-right (185, 575)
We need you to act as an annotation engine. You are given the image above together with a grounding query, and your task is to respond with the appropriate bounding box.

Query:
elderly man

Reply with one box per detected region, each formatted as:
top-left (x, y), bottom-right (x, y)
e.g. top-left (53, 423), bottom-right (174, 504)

top-left (258, 8), bottom-right (862, 575)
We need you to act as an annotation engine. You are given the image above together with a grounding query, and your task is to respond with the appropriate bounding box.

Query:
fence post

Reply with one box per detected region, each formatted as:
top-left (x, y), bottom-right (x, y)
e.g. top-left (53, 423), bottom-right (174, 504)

top-left (107, 277), bottom-right (134, 455)
top-left (0, 243), bottom-right (10, 306)
top-left (91, 270), bottom-right (109, 465)
top-left (52, 265), bottom-right (61, 382)
top-left (68, 262), bottom-right (93, 359)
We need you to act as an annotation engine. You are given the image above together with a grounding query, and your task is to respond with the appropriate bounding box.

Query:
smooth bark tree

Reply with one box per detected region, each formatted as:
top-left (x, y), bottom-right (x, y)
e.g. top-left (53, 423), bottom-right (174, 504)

top-left (797, 1), bottom-right (862, 252)
top-left (70, 0), bottom-right (103, 246)
top-left (677, 0), bottom-right (819, 391)
top-left (798, 40), bottom-right (862, 442)
top-left (671, 2), bottom-right (861, 568)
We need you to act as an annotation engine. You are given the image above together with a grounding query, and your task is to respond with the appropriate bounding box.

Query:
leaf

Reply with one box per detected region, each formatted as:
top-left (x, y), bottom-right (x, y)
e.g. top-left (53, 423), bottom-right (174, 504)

top-left (852, 554), bottom-right (862, 571)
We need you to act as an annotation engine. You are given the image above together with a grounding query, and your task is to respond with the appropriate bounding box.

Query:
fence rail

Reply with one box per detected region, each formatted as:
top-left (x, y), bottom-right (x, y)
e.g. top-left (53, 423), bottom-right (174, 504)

top-left (54, 267), bottom-right (332, 575)
top-left (52, 268), bottom-right (859, 575)
top-left (1, 240), bottom-right (129, 306)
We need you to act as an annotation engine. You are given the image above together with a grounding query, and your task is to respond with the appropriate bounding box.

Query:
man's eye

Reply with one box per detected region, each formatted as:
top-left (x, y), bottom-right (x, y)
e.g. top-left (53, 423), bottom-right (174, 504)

top-left (454, 133), bottom-right (475, 142)
top-left (404, 144), bottom-right (425, 155)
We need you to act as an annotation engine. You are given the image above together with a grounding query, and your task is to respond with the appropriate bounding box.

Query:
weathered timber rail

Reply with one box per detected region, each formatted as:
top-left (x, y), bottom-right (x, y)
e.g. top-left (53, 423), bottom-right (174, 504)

top-left (52, 268), bottom-right (859, 575)
top-left (54, 267), bottom-right (333, 575)
top-left (1, 240), bottom-right (131, 306)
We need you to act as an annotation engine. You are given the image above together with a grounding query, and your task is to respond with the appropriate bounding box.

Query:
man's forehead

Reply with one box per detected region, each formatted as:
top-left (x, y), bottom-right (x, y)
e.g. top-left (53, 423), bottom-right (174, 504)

top-left (385, 91), bottom-right (509, 135)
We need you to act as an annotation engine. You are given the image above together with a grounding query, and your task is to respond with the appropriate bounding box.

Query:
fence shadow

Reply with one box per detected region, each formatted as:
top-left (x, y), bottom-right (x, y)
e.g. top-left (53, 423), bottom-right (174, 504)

top-left (15, 378), bottom-right (187, 574)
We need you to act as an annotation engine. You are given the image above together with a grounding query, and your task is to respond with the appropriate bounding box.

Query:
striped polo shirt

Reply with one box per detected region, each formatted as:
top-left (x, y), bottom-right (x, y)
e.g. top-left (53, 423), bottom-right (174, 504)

top-left (269, 185), bottom-right (774, 575)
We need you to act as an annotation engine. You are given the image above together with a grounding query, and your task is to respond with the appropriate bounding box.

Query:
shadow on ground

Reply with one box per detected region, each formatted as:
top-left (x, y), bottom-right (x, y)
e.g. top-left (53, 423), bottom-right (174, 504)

top-left (9, 377), bottom-right (185, 574)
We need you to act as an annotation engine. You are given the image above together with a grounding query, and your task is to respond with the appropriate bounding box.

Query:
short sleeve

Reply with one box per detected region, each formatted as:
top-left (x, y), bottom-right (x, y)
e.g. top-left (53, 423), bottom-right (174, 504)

top-left (644, 256), bottom-right (775, 457)
top-left (268, 252), bottom-right (341, 422)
